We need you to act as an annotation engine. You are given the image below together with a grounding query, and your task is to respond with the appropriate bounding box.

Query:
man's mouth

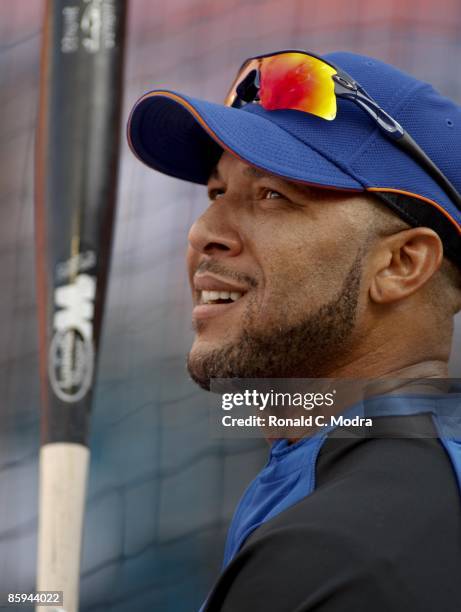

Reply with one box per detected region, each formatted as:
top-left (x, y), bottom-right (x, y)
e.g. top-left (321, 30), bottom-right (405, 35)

top-left (192, 274), bottom-right (249, 320)
top-left (200, 290), bottom-right (243, 305)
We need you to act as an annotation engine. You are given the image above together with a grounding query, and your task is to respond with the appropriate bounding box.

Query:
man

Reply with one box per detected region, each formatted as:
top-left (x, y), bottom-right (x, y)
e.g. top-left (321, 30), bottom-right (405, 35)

top-left (128, 52), bottom-right (461, 610)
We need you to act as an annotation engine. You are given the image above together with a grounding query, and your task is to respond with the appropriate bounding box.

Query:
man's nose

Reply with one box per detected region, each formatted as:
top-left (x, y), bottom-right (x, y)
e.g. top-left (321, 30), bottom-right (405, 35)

top-left (188, 202), bottom-right (242, 257)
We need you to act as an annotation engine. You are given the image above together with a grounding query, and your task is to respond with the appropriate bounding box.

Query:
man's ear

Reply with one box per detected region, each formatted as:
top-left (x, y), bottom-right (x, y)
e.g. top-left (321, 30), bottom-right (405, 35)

top-left (369, 227), bottom-right (444, 304)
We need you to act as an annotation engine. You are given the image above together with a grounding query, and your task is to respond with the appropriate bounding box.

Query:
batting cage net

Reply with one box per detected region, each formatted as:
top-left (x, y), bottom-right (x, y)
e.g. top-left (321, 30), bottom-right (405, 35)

top-left (1, 0), bottom-right (460, 610)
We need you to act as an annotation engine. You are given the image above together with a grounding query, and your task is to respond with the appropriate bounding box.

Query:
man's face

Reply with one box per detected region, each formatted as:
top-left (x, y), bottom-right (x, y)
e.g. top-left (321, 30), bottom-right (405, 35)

top-left (187, 152), bottom-right (371, 389)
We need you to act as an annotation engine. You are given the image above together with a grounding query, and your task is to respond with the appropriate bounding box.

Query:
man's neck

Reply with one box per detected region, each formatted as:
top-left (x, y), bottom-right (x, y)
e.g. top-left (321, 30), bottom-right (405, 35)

top-left (271, 359), bottom-right (451, 445)
top-left (324, 351), bottom-right (450, 380)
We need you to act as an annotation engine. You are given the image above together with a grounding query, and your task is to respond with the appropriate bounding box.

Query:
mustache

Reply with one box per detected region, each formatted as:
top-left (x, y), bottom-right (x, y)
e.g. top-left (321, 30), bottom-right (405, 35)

top-left (195, 260), bottom-right (258, 288)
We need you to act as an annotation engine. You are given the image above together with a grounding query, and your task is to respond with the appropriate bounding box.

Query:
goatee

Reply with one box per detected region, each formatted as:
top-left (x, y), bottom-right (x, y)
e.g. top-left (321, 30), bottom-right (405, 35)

top-left (187, 252), bottom-right (363, 390)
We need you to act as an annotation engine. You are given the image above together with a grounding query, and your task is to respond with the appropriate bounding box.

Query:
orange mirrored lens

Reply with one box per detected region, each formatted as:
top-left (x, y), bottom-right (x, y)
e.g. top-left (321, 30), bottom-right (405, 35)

top-left (225, 52), bottom-right (337, 121)
top-left (259, 53), bottom-right (337, 120)
top-left (224, 59), bottom-right (260, 107)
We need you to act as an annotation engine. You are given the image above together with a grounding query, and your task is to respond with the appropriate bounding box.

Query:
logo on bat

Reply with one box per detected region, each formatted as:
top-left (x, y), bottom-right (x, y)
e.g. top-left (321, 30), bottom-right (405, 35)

top-left (49, 273), bottom-right (96, 403)
top-left (61, 0), bottom-right (117, 54)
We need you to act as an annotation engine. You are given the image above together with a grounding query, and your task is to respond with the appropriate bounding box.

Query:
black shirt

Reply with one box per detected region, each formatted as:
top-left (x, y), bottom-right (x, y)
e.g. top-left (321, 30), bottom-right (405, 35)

top-left (204, 415), bottom-right (461, 611)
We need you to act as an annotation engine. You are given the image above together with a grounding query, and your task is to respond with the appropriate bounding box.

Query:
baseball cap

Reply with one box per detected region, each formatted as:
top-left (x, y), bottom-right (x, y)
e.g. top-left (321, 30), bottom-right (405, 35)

top-left (127, 51), bottom-right (461, 267)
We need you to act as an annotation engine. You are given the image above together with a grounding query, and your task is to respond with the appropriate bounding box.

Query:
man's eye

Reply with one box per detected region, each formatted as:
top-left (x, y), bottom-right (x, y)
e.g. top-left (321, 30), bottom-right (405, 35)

top-left (264, 189), bottom-right (283, 199)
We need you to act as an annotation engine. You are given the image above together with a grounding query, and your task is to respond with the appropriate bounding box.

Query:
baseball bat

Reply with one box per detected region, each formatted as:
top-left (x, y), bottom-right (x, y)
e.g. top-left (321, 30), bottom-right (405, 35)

top-left (35, 2), bottom-right (126, 610)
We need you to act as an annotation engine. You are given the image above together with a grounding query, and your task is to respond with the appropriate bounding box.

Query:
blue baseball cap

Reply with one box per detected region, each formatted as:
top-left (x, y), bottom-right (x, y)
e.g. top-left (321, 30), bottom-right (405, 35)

top-left (127, 51), bottom-right (461, 267)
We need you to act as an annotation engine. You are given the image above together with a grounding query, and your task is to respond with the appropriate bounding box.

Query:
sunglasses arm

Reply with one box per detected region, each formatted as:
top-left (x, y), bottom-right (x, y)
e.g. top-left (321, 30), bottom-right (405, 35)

top-left (334, 79), bottom-right (461, 209)
top-left (334, 77), bottom-right (405, 138)
top-left (397, 132), bottom-right (461, 210)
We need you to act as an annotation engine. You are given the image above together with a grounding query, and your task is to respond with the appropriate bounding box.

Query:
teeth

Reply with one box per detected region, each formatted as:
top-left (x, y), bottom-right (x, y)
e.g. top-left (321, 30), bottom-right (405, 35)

top-left (201, 290), bottom-right (243, 304)
top-left (201, 290), bottom-right (218, 303)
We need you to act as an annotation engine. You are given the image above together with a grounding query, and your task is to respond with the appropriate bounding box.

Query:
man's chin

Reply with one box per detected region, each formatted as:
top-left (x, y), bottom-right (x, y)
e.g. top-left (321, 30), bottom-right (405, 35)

top-left (189, 333), bottom-right (232, 358)
top-left (187, 332), bottom-right (245, 390)
top-left (186, 348), bottom-right (213, 391)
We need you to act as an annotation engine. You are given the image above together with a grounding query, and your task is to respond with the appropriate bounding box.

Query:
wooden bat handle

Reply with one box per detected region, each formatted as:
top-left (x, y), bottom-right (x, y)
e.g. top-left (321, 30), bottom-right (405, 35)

top-left (37, 444), bottom-right (90, 612)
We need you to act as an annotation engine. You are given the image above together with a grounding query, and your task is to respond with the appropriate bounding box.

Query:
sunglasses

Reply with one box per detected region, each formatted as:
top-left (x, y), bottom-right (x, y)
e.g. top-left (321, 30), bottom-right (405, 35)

top-left (224, 50), bottom-right (461, 211)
